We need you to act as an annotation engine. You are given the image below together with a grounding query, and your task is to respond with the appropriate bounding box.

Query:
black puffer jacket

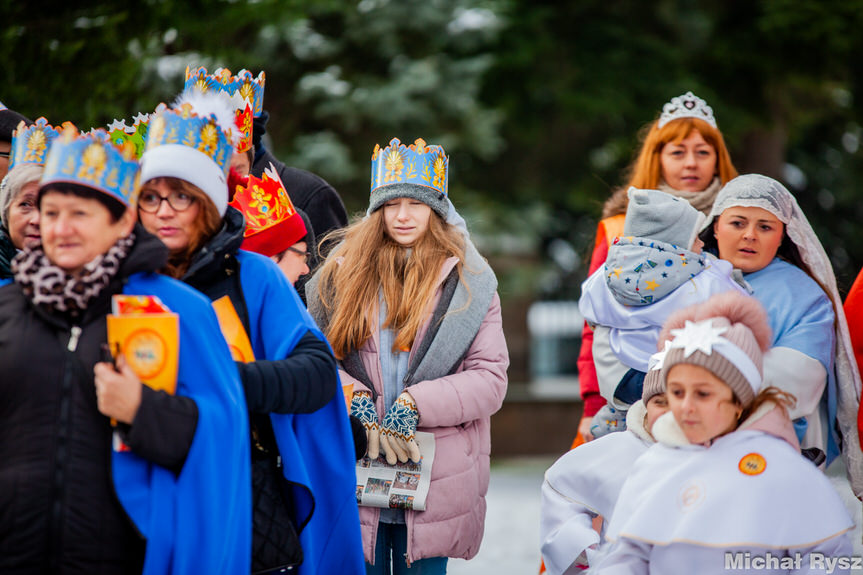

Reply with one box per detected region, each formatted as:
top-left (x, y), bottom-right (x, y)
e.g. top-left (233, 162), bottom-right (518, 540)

top-left (0, 227), bottom-right (198, 574)
top-left (0, 226), bottom-right (15, 279)
top-left (181, 206), bottom-right (337, 417)
top-left (251, 148), bottom-right (348, 248)
top-left (179, 206), bottom-right (338, 571)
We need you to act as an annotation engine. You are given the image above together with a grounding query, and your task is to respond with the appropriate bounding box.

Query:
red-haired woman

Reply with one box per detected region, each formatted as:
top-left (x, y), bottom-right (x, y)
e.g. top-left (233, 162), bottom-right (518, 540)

top-left (577, 91), bottom-right (739, 442)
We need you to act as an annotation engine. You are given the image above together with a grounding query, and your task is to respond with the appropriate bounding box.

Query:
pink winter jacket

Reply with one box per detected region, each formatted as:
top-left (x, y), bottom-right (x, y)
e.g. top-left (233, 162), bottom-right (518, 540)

top-left (337, 256), bottom-right (509, 564)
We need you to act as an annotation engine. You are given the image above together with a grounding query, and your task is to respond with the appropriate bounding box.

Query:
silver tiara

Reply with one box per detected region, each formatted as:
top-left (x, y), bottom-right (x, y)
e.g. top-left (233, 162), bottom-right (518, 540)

top-left (658, 91), bottom-right (717, 129)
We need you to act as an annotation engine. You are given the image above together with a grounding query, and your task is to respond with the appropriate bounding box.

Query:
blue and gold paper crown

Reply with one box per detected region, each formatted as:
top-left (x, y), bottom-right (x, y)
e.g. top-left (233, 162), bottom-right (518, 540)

top-left (370, 138), bottom-right (448, 198)
top-left (184, 66), bottom-right (265, 117)
top-left (10, 117), bottom-right (60, 169)
top-left (41, 125), bottom-right (140, 207)
top-left (0, 101), bottom-right (6, 111)
top-left (145, 102), bottom-right (234, 175)
top-left (184, 66), bottom-right (265, 152)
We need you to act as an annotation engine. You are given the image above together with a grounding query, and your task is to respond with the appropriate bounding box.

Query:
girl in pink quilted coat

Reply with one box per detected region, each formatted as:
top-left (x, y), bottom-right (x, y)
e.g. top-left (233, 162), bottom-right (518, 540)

top-left (307, 137), bottom-right (509, 574)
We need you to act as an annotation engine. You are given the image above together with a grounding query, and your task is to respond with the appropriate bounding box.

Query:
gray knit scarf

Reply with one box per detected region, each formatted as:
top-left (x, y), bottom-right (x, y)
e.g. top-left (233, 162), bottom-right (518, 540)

top-left (403, 238), bottom-right (497, 386)
top-left (12, 233), bottom-right (134, 317)
top-left (657, 176), bottom-right (722, 215)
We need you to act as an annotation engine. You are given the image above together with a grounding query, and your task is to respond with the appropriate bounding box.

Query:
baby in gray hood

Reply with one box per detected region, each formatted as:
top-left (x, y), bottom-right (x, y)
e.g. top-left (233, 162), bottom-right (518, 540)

top-left (606, 187), bottom-right (707, 305)
top-left (579, 188), bottom-right (747, 429)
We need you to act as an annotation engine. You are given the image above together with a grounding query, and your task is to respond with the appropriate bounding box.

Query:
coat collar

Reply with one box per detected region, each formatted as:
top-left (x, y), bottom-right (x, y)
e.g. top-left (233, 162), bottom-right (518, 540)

top-left (181, 206), bottom-right (245, 284)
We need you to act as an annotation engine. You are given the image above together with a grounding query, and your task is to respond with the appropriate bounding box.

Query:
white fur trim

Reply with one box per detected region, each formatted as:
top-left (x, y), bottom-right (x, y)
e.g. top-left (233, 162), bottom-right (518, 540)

top-left (651, 411), bottom-right (691, 447)
top-left (624, 400), bottom-right (653, 443)
top-left (140, 144), bottom-right (228, 216)
top-left (174, 90), bottom-right (240, 147)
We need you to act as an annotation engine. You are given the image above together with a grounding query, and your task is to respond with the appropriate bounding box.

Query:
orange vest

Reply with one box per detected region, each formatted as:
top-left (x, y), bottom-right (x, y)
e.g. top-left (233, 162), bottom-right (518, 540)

top-left (595, 213), bottom-right (625, 250)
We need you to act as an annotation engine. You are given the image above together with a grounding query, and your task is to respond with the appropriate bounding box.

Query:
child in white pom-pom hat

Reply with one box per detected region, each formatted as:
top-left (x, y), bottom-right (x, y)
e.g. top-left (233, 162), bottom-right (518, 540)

top-left (594, 292), bottom-right (853, 573)
top-left (540, 344), bottom-right (671, 574)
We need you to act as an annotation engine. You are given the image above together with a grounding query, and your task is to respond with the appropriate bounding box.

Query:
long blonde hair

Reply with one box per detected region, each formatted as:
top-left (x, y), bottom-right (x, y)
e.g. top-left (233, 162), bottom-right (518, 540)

top-left (603, 117), bottom-right (738, 218)
top-left (316, 209), bottom-right (466, 360)
top-left (143, 177), bottom-right (222, 279)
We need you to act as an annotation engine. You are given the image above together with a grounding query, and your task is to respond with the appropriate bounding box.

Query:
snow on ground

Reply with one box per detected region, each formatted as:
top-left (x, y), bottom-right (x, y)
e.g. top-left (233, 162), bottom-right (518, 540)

top-left (827, 458), bottom-right (863, 555)
top-left (449, 456), bottom-right (553, 575)
top-left (445, 455), bottom-right (863, 574)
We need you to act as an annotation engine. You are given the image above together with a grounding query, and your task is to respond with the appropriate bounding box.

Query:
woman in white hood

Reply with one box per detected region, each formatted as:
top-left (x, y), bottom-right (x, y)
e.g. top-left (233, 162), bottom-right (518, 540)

top-left (698, 174), bottom-right (862, 494)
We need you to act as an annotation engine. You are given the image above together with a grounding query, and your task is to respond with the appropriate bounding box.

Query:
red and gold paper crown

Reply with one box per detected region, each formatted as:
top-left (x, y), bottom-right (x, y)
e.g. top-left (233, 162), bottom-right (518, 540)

top-left (184, 66), bottom-right (265, 153)
top-left (229, 163), bottom-right (306, 257)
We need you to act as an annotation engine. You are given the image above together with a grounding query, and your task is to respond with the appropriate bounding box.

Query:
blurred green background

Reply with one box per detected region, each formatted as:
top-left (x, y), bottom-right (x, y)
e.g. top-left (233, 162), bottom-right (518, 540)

top-left (4, 0), bottom-right (863, 349)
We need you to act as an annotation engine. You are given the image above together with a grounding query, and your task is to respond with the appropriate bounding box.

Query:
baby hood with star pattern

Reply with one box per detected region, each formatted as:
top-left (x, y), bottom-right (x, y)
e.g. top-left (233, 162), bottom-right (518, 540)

top-left (579, 239), bottom-right (747, 373)
top-left (604, 236), bottom-right (707, 306)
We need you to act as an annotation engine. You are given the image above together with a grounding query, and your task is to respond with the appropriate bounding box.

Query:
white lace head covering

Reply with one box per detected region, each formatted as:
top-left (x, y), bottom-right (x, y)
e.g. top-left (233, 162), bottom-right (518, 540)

top-left (707, 173), bottom-right (863, 496)
top-left (707, 174), bottom-right (830, 287)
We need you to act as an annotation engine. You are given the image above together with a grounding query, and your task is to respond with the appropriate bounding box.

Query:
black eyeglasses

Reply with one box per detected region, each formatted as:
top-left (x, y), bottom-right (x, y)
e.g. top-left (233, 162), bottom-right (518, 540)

top-left (138, 190), bottom-right (195, 213)
top-left (283, 246), bottom-right (311, 264)
top-left (0, 151), bottom-right (10, 159)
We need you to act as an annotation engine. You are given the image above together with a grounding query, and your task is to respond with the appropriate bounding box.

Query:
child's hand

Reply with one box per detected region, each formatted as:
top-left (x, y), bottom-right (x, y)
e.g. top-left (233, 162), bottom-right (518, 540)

top-left (578, 415), bottom-right (595, 443)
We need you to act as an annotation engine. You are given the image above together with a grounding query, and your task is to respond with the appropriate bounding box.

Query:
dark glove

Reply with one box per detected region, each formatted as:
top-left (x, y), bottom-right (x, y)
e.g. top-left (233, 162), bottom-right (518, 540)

top-left (349, 414), bottom-right (369, 460)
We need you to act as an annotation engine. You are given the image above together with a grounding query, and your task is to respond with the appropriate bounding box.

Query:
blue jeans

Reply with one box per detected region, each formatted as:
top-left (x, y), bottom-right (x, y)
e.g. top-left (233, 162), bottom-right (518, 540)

top-left (366, 523), bottom-right (448, 575)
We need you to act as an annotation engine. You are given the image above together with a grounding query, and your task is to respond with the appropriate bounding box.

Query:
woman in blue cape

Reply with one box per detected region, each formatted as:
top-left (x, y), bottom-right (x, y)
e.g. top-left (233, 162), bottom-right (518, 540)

top-left (699, 174), bottom-right (863, 496)
top-left (0, 125), bottom-right (250, 573)
top-left (138, 88), bottom-right (363, 575)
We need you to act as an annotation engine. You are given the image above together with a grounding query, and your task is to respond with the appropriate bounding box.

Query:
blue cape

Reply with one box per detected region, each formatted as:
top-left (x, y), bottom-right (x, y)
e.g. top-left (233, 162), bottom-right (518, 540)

top-left (112, 272), bottom-right (251, 574)
top-left (747, 257), bottom-right (838, 461)
top-left (238, 251), bottom-right (365, 575)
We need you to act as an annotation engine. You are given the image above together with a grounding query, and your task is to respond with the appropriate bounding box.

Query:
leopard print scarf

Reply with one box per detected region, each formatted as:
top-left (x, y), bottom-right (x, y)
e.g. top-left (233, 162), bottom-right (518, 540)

top-left (12, 233), bottom-right (135, 318)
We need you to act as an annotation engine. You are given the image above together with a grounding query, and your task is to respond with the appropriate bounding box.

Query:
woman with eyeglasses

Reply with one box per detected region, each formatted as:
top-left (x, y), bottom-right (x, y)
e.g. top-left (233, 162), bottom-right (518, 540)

top-left (137, 91), bottom-right (363, 575)
top-left (271, 226), bottom-right (312, 285)
top-left (226, 165), bottom-right (315, 287)
top-left (0, 118), bottom-right (57, 279)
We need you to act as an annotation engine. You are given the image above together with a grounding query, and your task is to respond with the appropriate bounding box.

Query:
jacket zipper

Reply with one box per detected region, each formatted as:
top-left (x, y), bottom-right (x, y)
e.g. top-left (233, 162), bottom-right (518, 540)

top-left (67, 326), bottom-right (82, 351)
top-left (49, 326), bottom-right (81, 571)
top-left (405, 509), bottom-right (414, 566)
